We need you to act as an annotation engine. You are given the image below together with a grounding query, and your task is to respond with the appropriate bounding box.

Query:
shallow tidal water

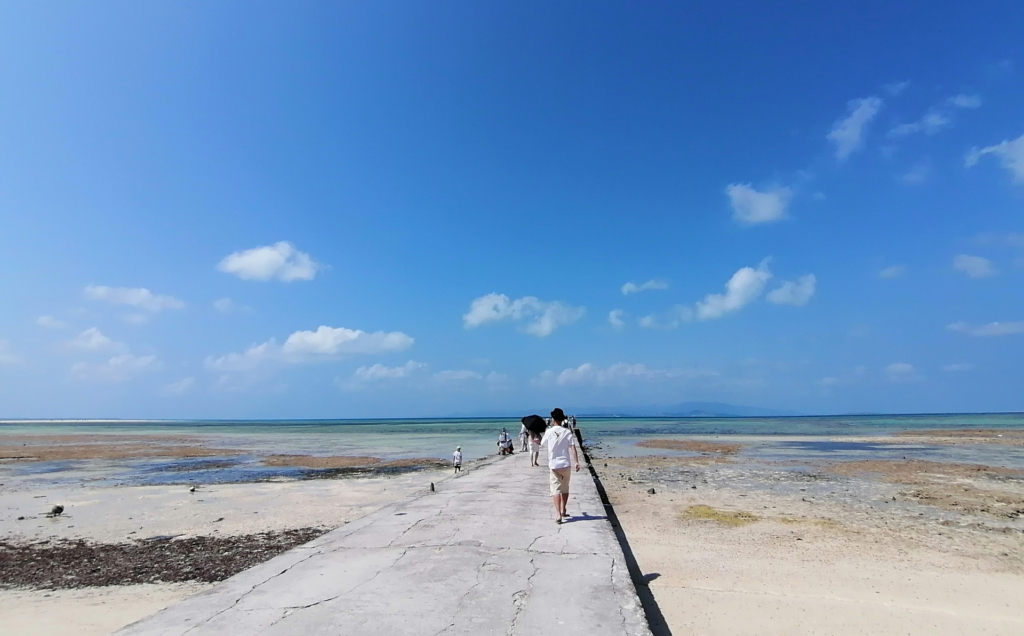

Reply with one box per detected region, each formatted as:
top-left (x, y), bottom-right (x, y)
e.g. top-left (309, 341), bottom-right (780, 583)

top-left (2, 413), bottom-right (1023, 487)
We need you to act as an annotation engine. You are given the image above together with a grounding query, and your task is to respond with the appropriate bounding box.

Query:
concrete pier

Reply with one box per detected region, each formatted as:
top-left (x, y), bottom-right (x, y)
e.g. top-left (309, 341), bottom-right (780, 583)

top-left (116, 451), bottom-right (652, 635)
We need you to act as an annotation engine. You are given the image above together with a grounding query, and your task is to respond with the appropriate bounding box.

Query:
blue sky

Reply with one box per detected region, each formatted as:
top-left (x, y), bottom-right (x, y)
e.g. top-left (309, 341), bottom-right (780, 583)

top-left (1, 2), bottom-right (1023, 418)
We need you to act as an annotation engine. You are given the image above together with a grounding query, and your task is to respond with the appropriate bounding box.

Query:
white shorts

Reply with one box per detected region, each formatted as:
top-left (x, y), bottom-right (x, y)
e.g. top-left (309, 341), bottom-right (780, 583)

top-left (549, 468), bottom-right (571, 496)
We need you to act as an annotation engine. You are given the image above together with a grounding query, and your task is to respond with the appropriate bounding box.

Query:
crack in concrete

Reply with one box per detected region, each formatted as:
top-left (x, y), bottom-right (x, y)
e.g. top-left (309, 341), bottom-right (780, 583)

top-left (612, 557), bottom-right (628, 634)
top-left (255, 547), bottom-right (414, 633)
top-left (506, 556), bottom-right (538, 636)
top-left (386, 494), bottom-right (458, 548)
top-left (180, 549), bottom-right (323, 635)
top-left (431, 551), bottom-right (498, 635)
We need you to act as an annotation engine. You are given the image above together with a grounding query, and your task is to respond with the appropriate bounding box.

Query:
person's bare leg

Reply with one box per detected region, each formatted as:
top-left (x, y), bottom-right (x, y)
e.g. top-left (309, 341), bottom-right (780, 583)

top-left (551, 493), bottom-right (562, 519)
top-left (560, 492), bottom-right (569, 516)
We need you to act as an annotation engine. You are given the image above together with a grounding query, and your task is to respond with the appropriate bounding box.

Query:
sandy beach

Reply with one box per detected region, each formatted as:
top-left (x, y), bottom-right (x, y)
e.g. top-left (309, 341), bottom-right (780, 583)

top-left (595, 430), bottom-right (1024, 635)
top-left (0, 433), bottom-right (449, 636)
top-left (4, 423), bottom-right (1024, 635)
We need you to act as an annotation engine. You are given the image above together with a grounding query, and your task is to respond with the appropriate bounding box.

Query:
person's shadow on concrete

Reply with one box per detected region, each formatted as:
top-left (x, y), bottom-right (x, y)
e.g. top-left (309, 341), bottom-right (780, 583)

top-left (564, 512), bottom-right (608, 523)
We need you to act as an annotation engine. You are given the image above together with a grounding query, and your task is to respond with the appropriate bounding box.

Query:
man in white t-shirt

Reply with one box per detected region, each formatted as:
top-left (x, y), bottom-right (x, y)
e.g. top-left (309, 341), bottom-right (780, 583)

top-left (540, 407), bottom-right (581, 523)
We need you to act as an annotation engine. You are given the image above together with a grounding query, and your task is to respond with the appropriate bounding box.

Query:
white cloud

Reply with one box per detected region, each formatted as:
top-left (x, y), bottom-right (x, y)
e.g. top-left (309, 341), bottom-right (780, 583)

top-left (949, 94), bottom-right (982, 109)
top-left (901, 162), bottom-right (930, 185)
top-left (36, 315), bottom-right (69, 329)
top-left (725, 184), bottom-right (792, 225)
top-left (71, 354), bottom-right (161, 382)
top-left (84, 285), bottom-right (186, 312)
top-left (974, 232), bottom-right (1024, 248)
top-left (434, 369), bottom-right (483, 382)
top-left (204, 339), bottom-right (278, 372)
top-left (0, 340), bottom-right (22, 365)
top-left (888, 111), bottom-right (950, 138)
top-left (354, 360), bottom-right (427, 381)
top-left (889, 95), bottom-right (979, 140)
top-left (884, 362), bottom-right (919, 382)
top-left (947, 321), bottom-right (1024, 337)
top-left (282, 326), bottom-right (414, 356)
top-left (965, 133), bottom-right (1024, 183)
top-left (218, 241), bottom-right (321, 282)
top-left (621, 279), bottom-right (669, 295)
top-left (637, 305), bottom-right (693, 330)
top-left (162, 377), bottom-right (196, 395)
top-left (213, 298), bottom-right (251, 314)
top-left (537, 362), bottom-right (714, 387)
top-left (952, 254), bottom-right (997, 278)
top-left (695, 260), bottom-right (772, 320)
top-left (884, 81), bottom-right (910, 96)
top-left (608, 309), bottom-right (626, 330)
top-left (766, 274), bottom-right (816, 306)
top-left (123, 313), bottom-right (149, 325)
top-left (942, 364), bottom-right (973, 372)
top-left (205, 325), bottom-right (414, 372)
top-left (878, 265), bottom-right (907, 279)
top-left (68, 327), bottom-right (126, 352)
top-left (828, 96), bottom-right (882, 160)
top-left (462, 293), bottom-right (585, 337)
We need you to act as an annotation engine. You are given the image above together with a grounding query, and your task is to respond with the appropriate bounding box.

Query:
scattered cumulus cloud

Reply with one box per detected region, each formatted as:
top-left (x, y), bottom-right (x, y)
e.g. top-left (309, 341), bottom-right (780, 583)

top-left (884, 362), bottom-right (920, 382)
top-left (621, 280), bottom-right (669, 295)
top-left (71, 354), bottom-right (162, 382)
top-left (84, 285), bottom-right (186, 312)
top-left (341, 362), bottom-right (499, 391)
top-left (608, 309), bottom-right (626, 330)
top-left (536, 362), bottom-right (715, 387)
top-left (973, 232), bottom-right (1024, 248)
top-left (952, 254), bottom-right (997, 278)
top-left (282, 326), bottom-right (414, 356)
top-left (766, 274), bottom-right (816, 306)
top-left (463, 293), bottom-right (585, 337)
top-left (637, 307), bottom-right (692, 330)
top-left (213, 298), bottom-right (251, 314)
top-left (965, 133), bottom-right (1024, 183)
top-left (884, 81), bottom-right (910, 96)
top-left (162, 377), bottom-right (196, 395)
top-left (205, 340), bottom-right (277, 372)
top-left (828, 96), bottom-right (882, 160)
top-left (942, 364), bottom-right (973, 372)
top-left (878, 265), bottom-right (906, 279)
top-left (205, 325), bottom-right (414, 372)
top-left (695, 259), bottom-right (772, 320)
top-left (888, 111), bottom-right (951, 138)
top-left (947, 321), bottom-right (1024, 337)
top-left (218, 241), bottom-right (321, 282)
top-left (725, 184), bottom-right (792, 225)
top-left (0, 340), bottom-right (22, 365)
top-left (434, 369), bottom-right (483, 382)
top-left (68, 327), bottom-right (126, 352)
top-left (36, 316), bottom-right (68, 329)
top-left (901, 162), bottom-right (930, 185)
top-left (354, 360), bottom-right (427, 381)
top-left (888, 95), bottom-right (981, 139)
top-left (949, 94), bottom-right (982, 109)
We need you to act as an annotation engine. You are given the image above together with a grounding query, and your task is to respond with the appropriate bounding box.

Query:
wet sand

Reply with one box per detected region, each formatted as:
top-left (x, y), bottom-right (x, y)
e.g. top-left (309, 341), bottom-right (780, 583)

top-left (0, 435), bottom-right (239, 462)
top-left (0, 432), bottom-right (451, 636)
top-left (595, 432), bottom-right (1024, 635)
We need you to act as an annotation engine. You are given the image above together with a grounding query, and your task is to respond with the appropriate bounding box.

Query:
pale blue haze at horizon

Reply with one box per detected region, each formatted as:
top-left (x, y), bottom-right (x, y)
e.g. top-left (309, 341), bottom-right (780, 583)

top-left (0, 2), bottom-right (1022, 418)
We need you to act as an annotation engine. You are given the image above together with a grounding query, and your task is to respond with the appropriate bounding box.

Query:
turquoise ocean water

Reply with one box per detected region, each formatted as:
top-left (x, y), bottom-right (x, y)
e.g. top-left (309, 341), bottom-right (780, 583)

top-left (3, 414), bottom-right (1023, 487)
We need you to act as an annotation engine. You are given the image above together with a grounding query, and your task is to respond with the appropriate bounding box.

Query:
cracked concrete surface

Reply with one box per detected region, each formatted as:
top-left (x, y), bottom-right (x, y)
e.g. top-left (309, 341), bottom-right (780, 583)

top-left (116, 452), bottom-right (652, 636)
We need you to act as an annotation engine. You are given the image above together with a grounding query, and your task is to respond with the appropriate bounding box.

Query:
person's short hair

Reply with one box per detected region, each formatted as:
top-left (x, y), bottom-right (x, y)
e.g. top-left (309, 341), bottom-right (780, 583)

top-left (550, 408), bottom-right (566, 422)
